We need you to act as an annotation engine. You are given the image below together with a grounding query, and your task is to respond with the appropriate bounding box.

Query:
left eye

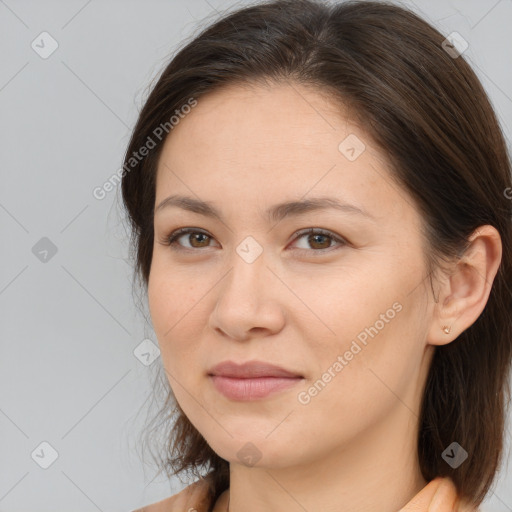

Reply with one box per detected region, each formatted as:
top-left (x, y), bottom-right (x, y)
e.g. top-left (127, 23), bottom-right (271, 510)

top-left (161, 227), bottom-right (347, 253)
top-left (290, 228), bottom-right (347, 252)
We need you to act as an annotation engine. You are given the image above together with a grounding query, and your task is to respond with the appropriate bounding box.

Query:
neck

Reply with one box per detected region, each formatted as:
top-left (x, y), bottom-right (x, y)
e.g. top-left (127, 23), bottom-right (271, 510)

top-left (224, 401), bottom-right (427, 512)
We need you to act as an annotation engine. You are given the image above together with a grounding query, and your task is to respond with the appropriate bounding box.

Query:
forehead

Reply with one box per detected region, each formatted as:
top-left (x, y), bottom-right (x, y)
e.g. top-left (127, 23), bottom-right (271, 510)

top-left (161, 81), bottom-right (355, 160)
top-left (158, 82), bottom-right (373, 182)
top-left (154, 81), bottom-right (417, 230)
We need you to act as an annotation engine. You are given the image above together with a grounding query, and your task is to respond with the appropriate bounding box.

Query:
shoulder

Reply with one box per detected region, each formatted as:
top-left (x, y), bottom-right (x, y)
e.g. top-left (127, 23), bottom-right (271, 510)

top-left (131, 477), bottom-right (212, 512)
top-left (399, 477), bottom-right (482, 512)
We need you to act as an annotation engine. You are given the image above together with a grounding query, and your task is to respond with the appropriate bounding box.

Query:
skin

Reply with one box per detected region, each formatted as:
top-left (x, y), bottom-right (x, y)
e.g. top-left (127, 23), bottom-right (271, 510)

top-left (147, 81), bottom-right (502, 512)
top-left (209, 477), bottom-right (475, 512)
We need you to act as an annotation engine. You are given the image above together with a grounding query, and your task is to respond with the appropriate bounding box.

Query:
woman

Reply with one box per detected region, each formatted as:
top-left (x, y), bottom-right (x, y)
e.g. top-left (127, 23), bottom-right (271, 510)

top-left (123, 0), bottom-right (512, 510)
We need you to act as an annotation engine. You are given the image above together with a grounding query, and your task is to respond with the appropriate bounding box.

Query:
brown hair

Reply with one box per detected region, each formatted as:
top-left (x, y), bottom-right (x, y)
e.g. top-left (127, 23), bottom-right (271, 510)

top-left (121, 0), bottom-right (512, 508)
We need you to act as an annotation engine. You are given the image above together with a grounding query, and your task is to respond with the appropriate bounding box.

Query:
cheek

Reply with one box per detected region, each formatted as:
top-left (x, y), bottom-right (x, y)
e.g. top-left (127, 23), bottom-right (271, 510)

top-left (294, 266), bottom-right (425, 403)
top-left (147, 261), bottom-right (209, 384)
top-left (291, 307), bottom-right (424, 448)
top-left (148, 259), bottom-right (200, 337)
top-left (281, 266), bottom-right (391, 361)
top-left (147, 271), bottom-right (172, 339)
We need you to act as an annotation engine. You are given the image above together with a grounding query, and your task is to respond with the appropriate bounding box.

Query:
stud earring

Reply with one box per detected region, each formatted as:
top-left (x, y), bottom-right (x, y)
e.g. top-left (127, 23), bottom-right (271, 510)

top-left (442, 325), bottom-right (451, 334)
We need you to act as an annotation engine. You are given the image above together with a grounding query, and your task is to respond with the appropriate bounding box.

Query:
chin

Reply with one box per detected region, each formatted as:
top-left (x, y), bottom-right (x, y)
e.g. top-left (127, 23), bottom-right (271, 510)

top-left (204, 431), bottom-right (309, 470)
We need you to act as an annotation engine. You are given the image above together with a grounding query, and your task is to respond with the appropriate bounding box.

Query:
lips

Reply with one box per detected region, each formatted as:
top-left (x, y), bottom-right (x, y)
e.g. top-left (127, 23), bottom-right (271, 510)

top-left (208, 360), bottom-right (303, 379)
top-left (208, 360), bottom-right (304, 400)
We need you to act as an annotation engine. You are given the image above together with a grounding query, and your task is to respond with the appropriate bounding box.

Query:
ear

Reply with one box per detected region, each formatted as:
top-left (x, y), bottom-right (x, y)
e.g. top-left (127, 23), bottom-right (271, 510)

top-left (427, 225), bottom-right (502, 347)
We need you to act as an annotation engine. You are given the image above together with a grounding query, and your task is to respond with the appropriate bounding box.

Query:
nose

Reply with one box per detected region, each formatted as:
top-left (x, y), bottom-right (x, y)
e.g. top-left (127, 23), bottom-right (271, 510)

top-left (208, 246), bottom-right (286, 342)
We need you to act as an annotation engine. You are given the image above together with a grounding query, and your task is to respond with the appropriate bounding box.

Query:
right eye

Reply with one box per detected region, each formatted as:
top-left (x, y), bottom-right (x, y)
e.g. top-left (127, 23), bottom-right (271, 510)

top-left (160, 227), bottom-right (218, 251)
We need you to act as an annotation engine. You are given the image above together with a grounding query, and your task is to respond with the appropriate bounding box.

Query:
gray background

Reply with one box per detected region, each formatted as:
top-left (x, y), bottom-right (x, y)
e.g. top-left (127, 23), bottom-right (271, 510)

top-left (0, 0), bottom-right (511, 510)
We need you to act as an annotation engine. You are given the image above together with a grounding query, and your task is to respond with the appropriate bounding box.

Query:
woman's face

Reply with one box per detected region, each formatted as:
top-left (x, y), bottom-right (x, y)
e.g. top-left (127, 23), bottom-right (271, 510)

top-left (148, 81), bottom-right (436, 470)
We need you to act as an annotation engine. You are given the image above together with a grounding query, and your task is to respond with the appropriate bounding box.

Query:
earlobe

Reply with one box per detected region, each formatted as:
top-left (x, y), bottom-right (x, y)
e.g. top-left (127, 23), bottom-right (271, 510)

top-left (426, 225), bottom-right (502, 347)
top-left (441, 325), bottom-right (451, 335)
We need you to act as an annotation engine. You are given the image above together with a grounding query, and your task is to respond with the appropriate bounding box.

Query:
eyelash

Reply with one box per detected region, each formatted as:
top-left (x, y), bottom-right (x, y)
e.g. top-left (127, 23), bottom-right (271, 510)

top-left (159, 227), bottom-right (347, 255)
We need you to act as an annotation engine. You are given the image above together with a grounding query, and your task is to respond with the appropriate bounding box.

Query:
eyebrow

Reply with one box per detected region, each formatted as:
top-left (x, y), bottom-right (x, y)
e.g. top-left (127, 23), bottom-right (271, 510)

top-left (155, 194), bottom-right (375, 224)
